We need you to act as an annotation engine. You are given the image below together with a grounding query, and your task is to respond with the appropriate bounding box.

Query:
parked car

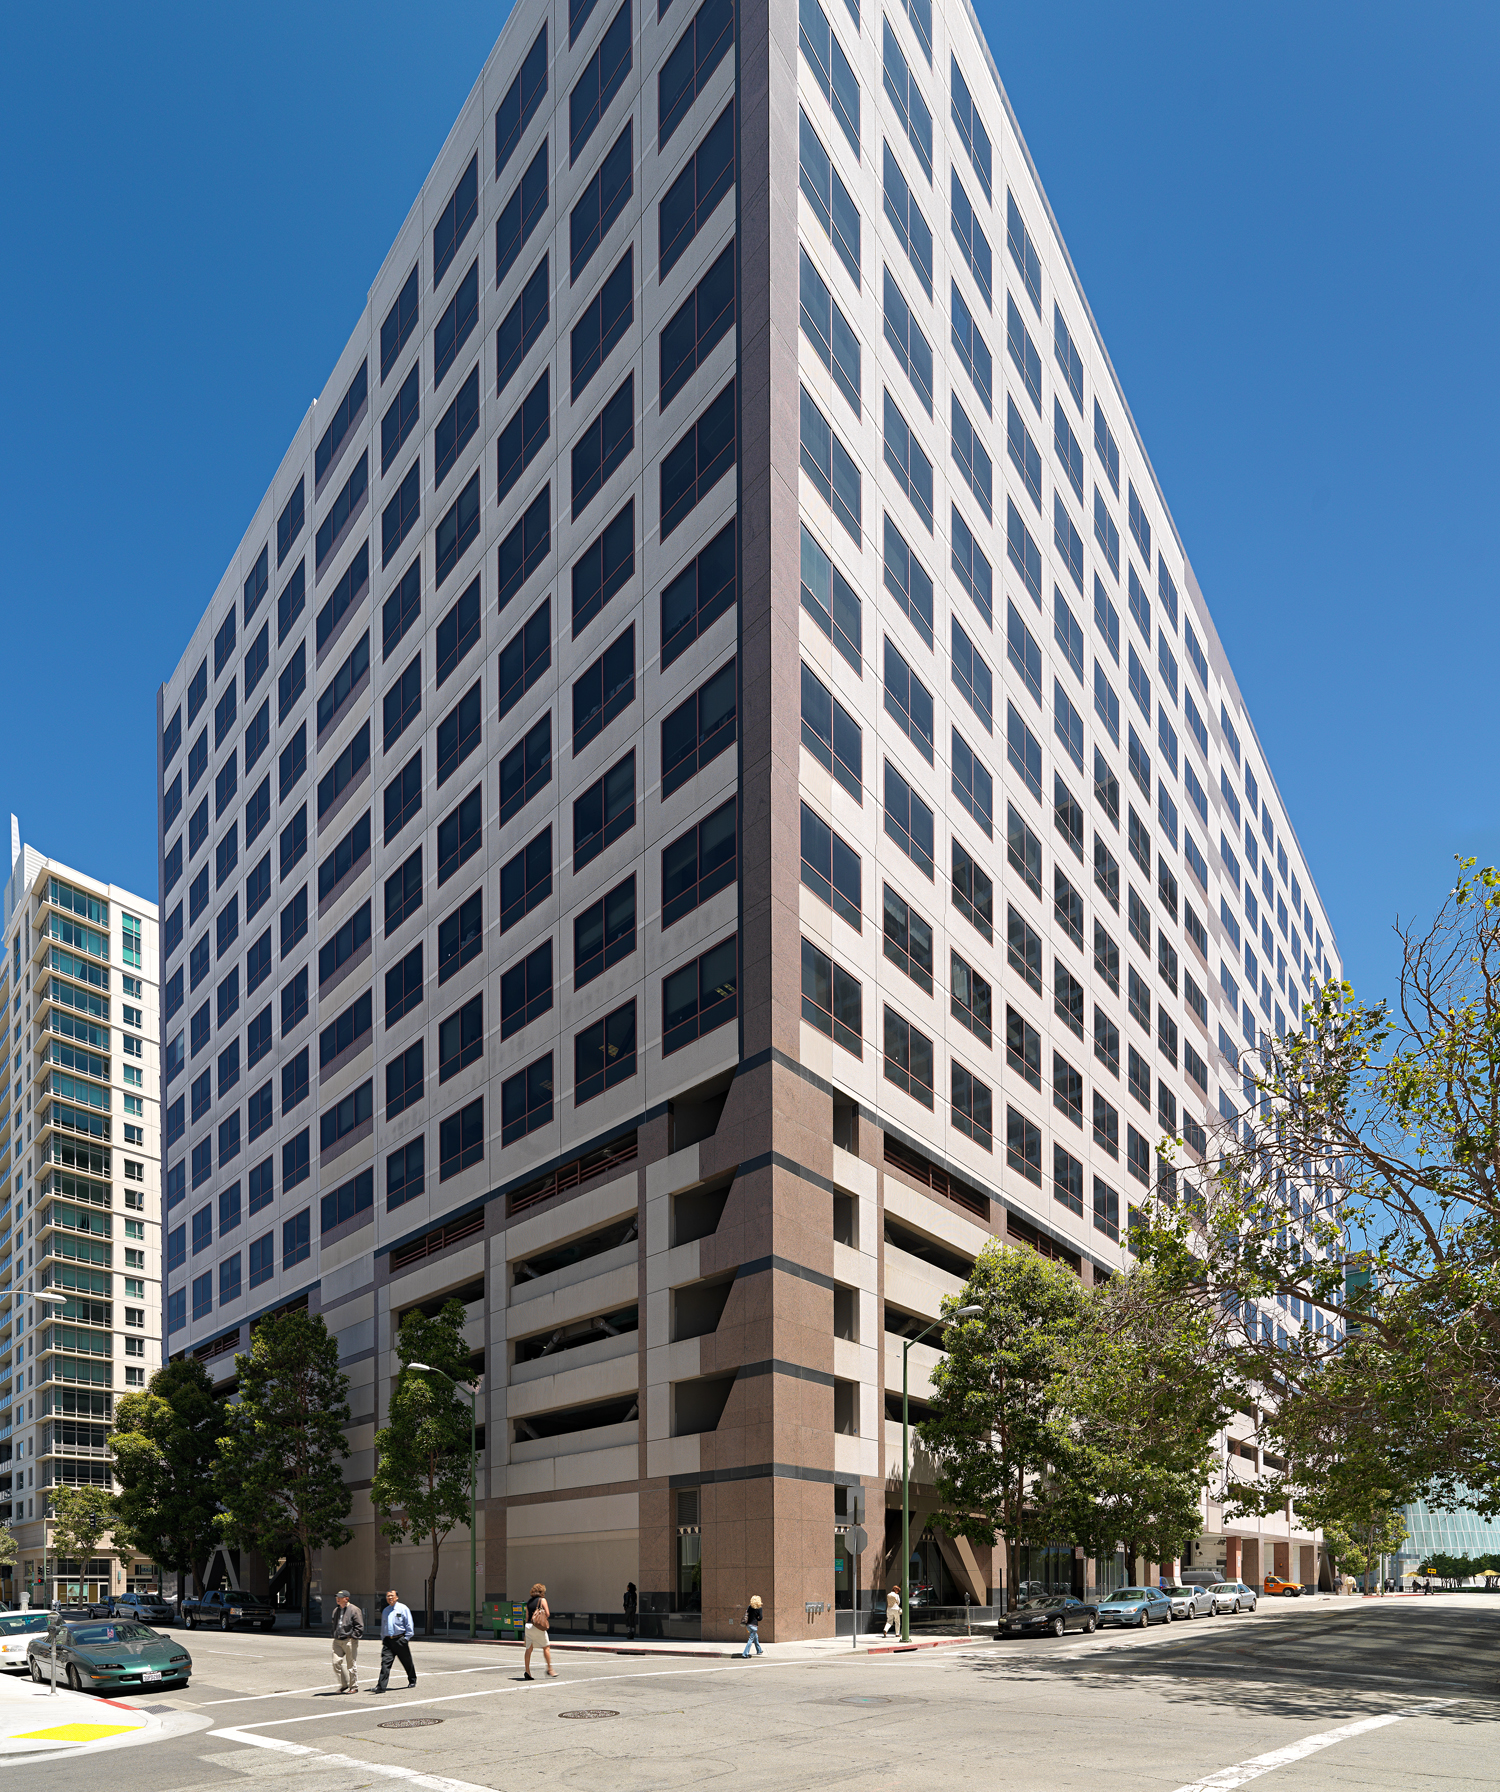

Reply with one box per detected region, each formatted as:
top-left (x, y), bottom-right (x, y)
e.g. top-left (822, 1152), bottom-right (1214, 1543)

top-left (26, 1619), bottom-right (191, 1692)
top-left (1098, 1586), bottom-right (1173, 1628)
top-left (1002, 1596), bottom-right (1099, 1638)
top-left (0, 1612), bottom-right (51, 1671)
top-left (108, 1593), bottom-right (177, 1625)
top-left (181, 1588), bottom-right (278, 1631)
top-left (1263, 1574), bottom-right (1302, 1598)
top-left (1160, 1582), bottom-right (1217, 1619)
top-left (1208, 1581), bottom-right (1259, 1614)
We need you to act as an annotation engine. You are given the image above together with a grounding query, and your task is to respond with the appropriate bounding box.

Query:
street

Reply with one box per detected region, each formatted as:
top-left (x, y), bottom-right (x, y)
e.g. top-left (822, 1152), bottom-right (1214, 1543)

top-left (0, 1595), bottom-right (1493, 1790)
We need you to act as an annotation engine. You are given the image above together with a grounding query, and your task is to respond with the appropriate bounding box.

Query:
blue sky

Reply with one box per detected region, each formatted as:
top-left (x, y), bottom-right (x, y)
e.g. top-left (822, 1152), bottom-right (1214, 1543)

top-left (1, 1), bottom-right (1495, 1013)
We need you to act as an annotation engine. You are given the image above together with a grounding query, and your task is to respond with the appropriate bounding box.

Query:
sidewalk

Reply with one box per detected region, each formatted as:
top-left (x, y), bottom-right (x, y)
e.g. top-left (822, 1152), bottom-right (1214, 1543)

top-left (0, 1669), bottom-right (149, 1754)
top-left (472, 1630), bottom-right (990, 1660)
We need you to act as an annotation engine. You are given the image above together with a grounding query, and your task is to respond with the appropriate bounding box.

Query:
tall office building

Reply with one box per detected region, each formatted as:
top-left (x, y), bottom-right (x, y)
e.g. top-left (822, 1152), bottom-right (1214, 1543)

top-left (2, 819), bottom-right (162, 1607)
top-left (157, 0), bottom-right (1339, 1634)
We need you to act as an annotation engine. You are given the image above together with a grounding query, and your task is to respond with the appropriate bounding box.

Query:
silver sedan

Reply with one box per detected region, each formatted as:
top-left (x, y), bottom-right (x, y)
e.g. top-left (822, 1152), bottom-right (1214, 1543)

top-left (1160, 1582), bottom-right (1217, 1619)
top-left (1208, 1580), bottom-right (1259, 1614)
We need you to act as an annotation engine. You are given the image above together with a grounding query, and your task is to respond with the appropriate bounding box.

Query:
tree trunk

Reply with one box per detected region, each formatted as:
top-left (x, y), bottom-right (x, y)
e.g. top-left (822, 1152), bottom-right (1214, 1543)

top-left (428, 1532), bottom-right (443, 1637)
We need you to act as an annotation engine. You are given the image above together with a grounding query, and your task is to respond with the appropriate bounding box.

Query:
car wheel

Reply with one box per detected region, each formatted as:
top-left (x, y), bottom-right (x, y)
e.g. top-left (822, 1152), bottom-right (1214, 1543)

top-left (1084, 1616), bottom-right (1097, 1633)
top-left (184, 1611), bottom-right (194, 1630)
top-left (29, 1658), bottom-right (42, 1683)
top-left (1051, 1617), bottom-right (1066, 1638)
top-left (220, 1612), bottom-right (229, 1632)
top-left (66, 1665), bottom-right (83, 1692)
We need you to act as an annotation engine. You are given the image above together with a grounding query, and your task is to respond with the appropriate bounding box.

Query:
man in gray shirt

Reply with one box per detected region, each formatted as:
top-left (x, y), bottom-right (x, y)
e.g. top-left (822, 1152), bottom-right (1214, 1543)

top-left (331, 1590), bottom-right (364, 1692)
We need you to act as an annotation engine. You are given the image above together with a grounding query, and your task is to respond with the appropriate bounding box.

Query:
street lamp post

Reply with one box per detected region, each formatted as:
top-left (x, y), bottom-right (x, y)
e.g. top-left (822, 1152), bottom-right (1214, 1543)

top-left (901, 1304), bottom-right (981, 1644)
top-left (407, 1363), bottom-right (477, 1640)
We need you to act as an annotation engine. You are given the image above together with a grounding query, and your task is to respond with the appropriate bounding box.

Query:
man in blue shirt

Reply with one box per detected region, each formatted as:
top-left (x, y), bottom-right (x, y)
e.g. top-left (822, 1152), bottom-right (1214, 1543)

top-left (372, 1588), bottom-right (417, 1692)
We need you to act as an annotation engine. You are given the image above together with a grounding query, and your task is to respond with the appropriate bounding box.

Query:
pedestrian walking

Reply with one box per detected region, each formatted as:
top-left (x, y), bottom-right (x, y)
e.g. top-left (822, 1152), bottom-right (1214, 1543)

top-left (624, 1581), bottom-right (638, 1642)
top-left (371, 1589), bottom-right (417, 1692)
top-left (740, 1594), bottom-right (764, 1656)
top-left (523, 1583), bottom-right (557, 1679)
top-left (331, 1590), bottom-right (363, 1692)
top-left (883, 1587), bottom-right (901, 1637)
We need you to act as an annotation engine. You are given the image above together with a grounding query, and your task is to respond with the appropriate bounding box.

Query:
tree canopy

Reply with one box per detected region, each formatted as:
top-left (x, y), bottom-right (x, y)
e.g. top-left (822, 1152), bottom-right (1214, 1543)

top-left (370, 1299), bottom-right (478, 1632)
top-left (1130, 859), bottom-right (1500, 1534)
top-left (215, 1309), bottom-right (352, 1624)
top-left (50, 1486), bottom-right (117, 1578)
top-left (112, 1358), bottom-right (227, 1595)
top-left (918, 1243), bottom-right (1223, 1603)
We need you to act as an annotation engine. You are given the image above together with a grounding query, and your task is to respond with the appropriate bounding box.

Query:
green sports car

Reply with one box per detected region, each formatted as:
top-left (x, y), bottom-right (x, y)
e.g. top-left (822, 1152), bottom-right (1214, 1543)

top-left (25, 1619), bottom-right (191, 1692)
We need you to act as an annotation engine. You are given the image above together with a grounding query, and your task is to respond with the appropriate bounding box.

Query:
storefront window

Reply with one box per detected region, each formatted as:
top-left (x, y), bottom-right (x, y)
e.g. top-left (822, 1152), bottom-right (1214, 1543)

top-left (908, 1529), bottom-right (960, 1607)
top-left (1011, 1543), bottom-right (1077, 1600)
top-left (1093, 1546), bottom-right (1127, 1596)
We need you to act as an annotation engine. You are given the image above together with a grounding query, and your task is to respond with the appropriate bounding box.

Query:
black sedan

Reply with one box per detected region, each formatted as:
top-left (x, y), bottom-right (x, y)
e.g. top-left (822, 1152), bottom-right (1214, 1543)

top-left (108, 1593), bottom-right (177, 1625)
top-left (1002, 1596), bottom-right (1099, 1638)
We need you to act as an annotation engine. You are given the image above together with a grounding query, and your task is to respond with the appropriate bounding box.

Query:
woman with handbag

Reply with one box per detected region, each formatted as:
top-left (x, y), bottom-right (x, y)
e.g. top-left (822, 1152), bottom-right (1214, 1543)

top-left (523, 1583), bottom-right (557, 1679)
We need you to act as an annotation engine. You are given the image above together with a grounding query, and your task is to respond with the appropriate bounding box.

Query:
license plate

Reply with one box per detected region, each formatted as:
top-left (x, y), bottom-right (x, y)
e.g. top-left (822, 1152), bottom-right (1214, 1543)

top-left (141, 1669), bottom-right (162, 1682)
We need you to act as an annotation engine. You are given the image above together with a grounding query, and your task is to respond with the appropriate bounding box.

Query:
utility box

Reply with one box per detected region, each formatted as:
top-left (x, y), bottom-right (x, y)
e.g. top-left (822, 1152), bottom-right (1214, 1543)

top-left (485, 1599), bottom-right (527, 1639)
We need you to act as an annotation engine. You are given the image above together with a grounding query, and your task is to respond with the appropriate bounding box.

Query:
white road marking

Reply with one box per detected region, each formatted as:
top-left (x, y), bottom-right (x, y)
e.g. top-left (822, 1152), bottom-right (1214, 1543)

top-left (213, 1728), bottom-right (495, 1791)
top-left (197, 1660), bottom-right (516, 1706)
top-left (1170, 1703), bottom-right (1453, 1792)
top-left (212, 1659), bottom-right (808, 1734)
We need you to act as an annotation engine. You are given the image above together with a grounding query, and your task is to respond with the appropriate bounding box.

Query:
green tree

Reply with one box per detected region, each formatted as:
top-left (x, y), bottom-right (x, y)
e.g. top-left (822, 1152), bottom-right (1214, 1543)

top-left (1222, 1338), bottom-right (1422, 1598)
top-left (1325, 1509), bottom-right (1407, 1587)
top-left (215, 1310), bottom-right (353, 1625)
top-left (50, 1486), bottom-right (117, 1593)
top-left (370, 1300), bottom-right (477, 1634)
top-left (1047, 1269), bottom-right (1228, 1583)
top-left (111, 1359), bottom-right (227, 1600)
top-left (1128, 859), bottom-right (1500, 1534)
top-left (920, 1242), bottom-right (1088, 1609)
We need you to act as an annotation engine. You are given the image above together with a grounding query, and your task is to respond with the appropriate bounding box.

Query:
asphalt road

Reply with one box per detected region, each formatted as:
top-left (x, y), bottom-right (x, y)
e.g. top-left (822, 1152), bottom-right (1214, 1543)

top-left (6, 1595), bottom-right (1496, 1791)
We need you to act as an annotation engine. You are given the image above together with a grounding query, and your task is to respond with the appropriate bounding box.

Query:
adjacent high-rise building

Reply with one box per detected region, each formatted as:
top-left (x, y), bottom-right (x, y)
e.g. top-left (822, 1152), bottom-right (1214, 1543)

top-left (156, 0), bottom-right (1340, 1633)
top-left (2, 818), bottom-right (162, 1607)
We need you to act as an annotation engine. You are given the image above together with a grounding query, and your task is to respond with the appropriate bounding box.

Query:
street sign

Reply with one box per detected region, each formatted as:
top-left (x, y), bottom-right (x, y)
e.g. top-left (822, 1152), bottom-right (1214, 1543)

top-left (848, 1525), bottom-right (869, 1553)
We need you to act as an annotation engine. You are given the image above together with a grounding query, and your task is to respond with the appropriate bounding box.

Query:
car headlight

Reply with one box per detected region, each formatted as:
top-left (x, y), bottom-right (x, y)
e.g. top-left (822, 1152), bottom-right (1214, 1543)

top-left (169, 1654), bottom-right (189, 1663)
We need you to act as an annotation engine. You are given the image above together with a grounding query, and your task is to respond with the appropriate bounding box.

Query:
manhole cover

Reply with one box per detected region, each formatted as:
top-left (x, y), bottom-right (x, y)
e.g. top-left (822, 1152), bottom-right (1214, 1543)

top-left (559, 1709), bottom-right (619, 1720)
top-left (842, 1695), bottom-right (893, 1706)
top-left (380, 1718), bottom-right (445, 1729)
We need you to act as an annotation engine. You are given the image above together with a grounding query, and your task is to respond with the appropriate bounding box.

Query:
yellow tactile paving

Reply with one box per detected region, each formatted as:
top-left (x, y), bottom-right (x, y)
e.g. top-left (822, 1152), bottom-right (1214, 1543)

top-left (12, 1721), bottom-right (141, 1742)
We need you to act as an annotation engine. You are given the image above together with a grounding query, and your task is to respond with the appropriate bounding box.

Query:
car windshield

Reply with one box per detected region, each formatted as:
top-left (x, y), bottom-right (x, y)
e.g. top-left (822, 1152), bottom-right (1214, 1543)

top-left (0, 1615), bottom-right (48, 1634)
top-left (71, 1623), bottom-right (156, 1644)
top-left (1209, 1584), bottom-right (1234, 1593)
top-left (1102, 1589), bottom-right (1147, 1602)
